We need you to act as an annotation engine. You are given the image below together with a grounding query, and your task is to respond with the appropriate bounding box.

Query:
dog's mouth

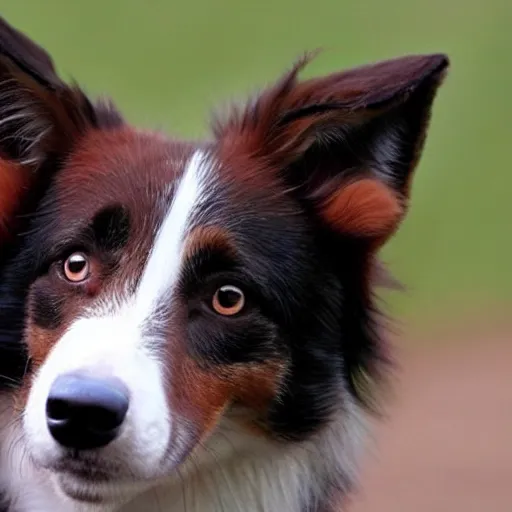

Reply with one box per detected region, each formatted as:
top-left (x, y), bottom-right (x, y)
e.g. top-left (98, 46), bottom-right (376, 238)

top-left (43, 451), bottom-right (157, 505)
top-left (42, 453), bottom-right (126, 503)
top-left (51, 455), bottom-right (117, 482)
top-left (55, 473), bottom-right (110, 503)
top-left (53, 469), bottom-right (140, 507)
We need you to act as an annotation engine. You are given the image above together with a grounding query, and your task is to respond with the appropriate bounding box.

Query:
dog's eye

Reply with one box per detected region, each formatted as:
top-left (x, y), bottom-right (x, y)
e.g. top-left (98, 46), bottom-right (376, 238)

top-left (63, 252), bottom-right (90, 283)
top-left (212, 285), bottom-right (245, 316)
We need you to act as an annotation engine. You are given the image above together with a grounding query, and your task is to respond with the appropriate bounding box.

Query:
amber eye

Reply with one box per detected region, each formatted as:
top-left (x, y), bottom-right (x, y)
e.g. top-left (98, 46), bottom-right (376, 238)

top-left (63, 252), bottom-right (90, 282)
top-left (212, 285), bottom-right (245, 316)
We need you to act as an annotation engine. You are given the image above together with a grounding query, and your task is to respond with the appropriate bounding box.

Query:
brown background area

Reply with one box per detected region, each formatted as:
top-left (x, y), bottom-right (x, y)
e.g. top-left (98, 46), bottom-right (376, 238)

top-left (347, 321), bottom-right (512, 512)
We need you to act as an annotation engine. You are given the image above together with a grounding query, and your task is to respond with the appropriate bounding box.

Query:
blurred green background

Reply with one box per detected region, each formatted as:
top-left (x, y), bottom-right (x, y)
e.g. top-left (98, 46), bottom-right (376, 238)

top-left (3, 0), bottom-right (510, 332)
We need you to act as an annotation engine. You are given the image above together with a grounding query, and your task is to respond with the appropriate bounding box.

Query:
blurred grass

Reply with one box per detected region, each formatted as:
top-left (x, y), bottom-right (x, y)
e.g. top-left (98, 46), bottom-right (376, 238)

top-left (2, 0), bottom-right (511, 328)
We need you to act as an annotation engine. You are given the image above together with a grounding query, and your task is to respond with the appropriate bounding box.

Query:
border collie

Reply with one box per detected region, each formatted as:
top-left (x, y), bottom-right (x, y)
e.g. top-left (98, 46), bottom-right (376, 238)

top-left (0, 17), bottom-right (449, 512)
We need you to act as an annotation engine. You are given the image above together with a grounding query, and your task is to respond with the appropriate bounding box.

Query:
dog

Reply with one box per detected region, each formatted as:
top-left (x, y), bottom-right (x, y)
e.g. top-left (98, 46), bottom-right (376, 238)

top-left (0, 16), bottom-right (449, 512)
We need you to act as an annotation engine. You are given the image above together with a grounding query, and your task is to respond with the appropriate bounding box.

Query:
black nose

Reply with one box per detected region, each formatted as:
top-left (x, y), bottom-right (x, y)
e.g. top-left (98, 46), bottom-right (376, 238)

top-left (46, 373), bottom-right (129, 450)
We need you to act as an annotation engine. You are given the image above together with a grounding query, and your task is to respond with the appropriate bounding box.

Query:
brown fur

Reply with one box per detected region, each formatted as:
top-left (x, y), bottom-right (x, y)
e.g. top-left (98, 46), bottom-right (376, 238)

top-left (0, 160), bottom-right (29, 240)
top-left (183, 225), bottom-right (236, 261)
top-left (319, 178), bottom-right (402, 237)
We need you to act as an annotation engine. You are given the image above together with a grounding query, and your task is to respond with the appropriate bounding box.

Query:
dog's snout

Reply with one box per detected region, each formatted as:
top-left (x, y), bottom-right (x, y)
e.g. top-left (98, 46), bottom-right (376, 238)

top-left (46, 372), bottom-right (130, 450)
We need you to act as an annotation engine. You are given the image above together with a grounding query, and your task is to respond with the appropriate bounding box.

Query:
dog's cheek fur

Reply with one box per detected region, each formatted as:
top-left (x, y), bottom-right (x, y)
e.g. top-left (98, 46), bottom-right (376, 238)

top-left (13, 287), bottom-right (69, 410)
top-left (266, 270), bottom-right (345, 440)
top-left (247, 228), bottom-right (388, 442)
top-left (0, 255), bottom-right (34, 389)
top-left (166, 338), bottom-right (287, 443)
top-left (187, 313), bottom-right (283, 365)
top-left (29, 281), bottom-right (67, 332)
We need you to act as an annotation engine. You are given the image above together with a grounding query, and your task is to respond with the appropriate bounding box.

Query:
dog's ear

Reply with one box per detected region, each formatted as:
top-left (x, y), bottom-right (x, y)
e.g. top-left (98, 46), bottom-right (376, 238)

top-left (214, 52), bottom-right (449, 246)
top-left (0, 16), bottom-right (60, 90)
top-left (0, 16), bottom-right (119, 167)
top-left (0, 17), bottom-right (123, 243)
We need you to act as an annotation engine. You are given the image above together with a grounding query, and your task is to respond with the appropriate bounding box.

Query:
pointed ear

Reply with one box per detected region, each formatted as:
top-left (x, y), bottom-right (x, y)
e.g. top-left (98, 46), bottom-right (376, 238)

top-left (0, 17), bottom-right (123, 243)
top-left (214, 52), bottom-right (449, 244)
top-left (0, 16), bottom-right (123, 167)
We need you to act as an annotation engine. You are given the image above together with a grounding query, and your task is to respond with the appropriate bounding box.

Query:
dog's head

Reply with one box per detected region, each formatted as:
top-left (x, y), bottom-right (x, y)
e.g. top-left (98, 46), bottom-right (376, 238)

top-left (0, 17), bottom-right (448, 508)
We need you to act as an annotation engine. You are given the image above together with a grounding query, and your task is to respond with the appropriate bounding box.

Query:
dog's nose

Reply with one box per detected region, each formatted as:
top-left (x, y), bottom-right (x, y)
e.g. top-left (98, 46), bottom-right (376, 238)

top-left (46, 373), bottom-right (129, 450)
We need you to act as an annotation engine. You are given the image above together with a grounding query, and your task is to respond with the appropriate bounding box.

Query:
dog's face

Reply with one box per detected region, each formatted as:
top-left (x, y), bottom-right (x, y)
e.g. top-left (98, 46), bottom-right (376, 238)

top-left (0, 19), bottom-right (448, 507)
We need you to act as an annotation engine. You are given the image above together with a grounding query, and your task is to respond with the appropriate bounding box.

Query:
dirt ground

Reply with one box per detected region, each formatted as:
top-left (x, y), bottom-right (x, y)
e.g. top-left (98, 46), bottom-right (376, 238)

top-left (347, 321), bottom-right (512, 512)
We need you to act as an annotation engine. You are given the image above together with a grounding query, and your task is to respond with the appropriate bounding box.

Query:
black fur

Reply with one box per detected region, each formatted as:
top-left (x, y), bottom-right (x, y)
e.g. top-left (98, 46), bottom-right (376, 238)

top-left (91, 204), bottom-right (131, 253)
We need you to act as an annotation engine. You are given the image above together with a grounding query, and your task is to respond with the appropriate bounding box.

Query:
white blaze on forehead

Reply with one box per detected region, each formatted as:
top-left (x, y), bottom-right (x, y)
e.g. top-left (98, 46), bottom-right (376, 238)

top-left (133, 149), bottom-right (206, 322)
